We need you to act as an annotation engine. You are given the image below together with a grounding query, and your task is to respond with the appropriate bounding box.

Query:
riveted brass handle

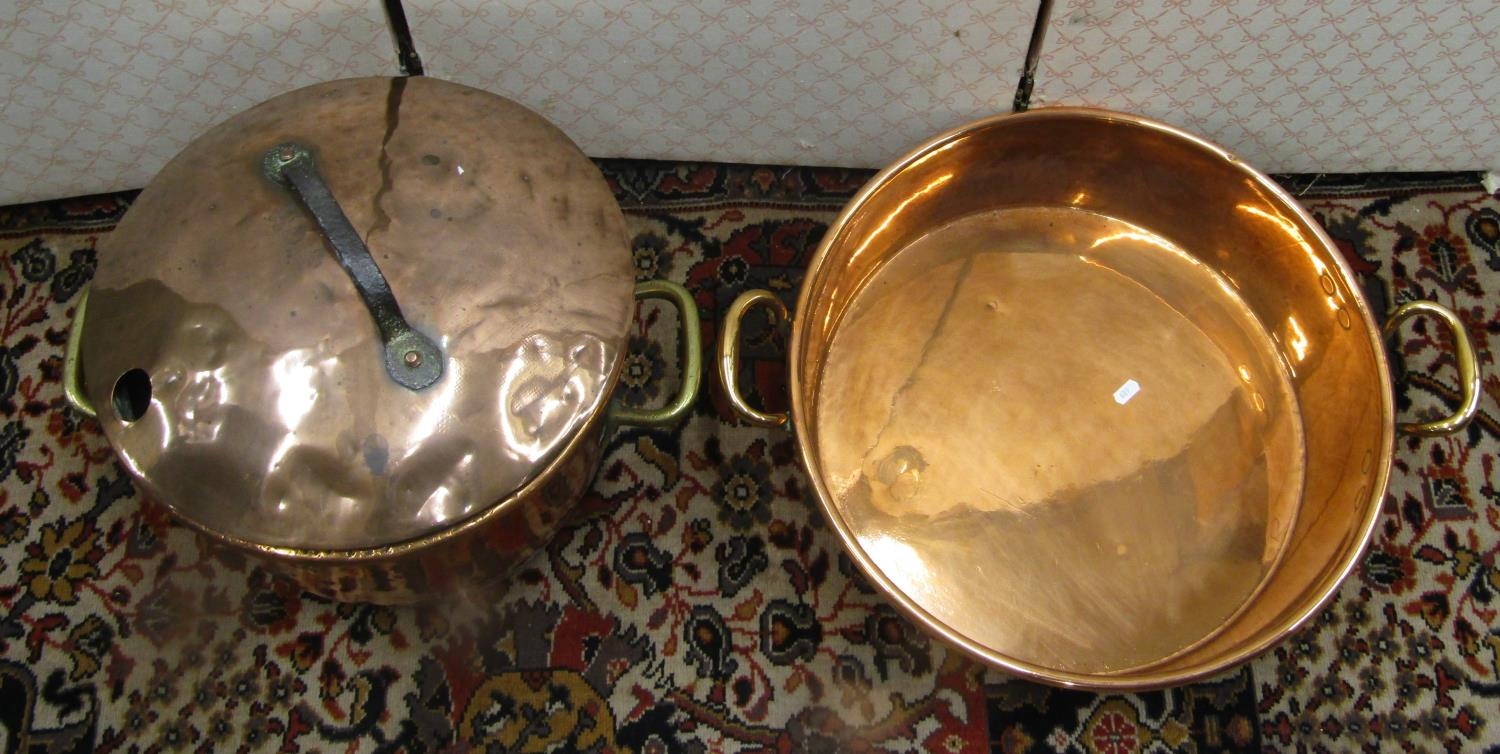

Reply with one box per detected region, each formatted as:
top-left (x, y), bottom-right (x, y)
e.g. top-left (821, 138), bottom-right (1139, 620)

top-left (1384, 300), bottom-right (1480, 437)
top-left (63, 287), bottom-right (96, 418)
top-left (718, 289), bottom-right (790, 428)
top-left (608, 280), bottom-right (703, 428)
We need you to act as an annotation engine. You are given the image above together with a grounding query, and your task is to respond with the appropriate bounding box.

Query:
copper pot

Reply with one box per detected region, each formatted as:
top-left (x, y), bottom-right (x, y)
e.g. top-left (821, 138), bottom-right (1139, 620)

top-left (63, 77), bottom-right (701, 604)
top-left (717, 108), bottom-right (1480, 689)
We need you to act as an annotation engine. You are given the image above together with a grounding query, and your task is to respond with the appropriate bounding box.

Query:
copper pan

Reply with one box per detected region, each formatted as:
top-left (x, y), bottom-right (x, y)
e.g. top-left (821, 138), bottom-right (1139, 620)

top-left (717, 108), bottom-right (1480, 689)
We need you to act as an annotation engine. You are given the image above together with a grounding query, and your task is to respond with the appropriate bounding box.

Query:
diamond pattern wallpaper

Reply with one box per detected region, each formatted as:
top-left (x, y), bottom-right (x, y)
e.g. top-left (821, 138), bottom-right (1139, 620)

top-left (3, 0), bottom-right (1499, 204)
top-left (405, 0), bottom-right (1035, 170)
top-left (0, 0), bottom-right (396, 205)
top-left (1033, 0), bottom-right (1500, 173)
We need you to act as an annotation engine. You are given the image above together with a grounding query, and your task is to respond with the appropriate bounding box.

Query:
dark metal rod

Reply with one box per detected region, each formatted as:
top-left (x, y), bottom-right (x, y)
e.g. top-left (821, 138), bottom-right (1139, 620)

top-left (1012, 0), bottom-right (1055, 112)
top-left (382, 0), bottom-right (426, 76)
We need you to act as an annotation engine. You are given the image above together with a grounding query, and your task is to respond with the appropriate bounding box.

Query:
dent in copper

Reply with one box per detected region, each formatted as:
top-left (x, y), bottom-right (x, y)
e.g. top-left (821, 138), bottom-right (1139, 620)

top-left (78, 76), bottom-right (635, 553)
top-left (788, 109), bottom-right (1395, 688)
top-left (249, 419), bottom-right (605, 604)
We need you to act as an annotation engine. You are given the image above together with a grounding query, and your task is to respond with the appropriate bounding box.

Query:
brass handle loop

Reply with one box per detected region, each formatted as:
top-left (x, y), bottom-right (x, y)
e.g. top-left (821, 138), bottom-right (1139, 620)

top-left (63, 288), bottom-right (96, 418)
top-left (1384, 300), bottom-right (1481, 437)
top-left (608, 280), bottom-right (703, 428)
top-left (718, 289), bottom-right (790, 428)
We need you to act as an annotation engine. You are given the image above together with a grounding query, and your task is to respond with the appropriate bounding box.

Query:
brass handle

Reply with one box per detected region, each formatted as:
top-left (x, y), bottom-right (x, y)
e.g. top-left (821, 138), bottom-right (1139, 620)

top-left (717, 289), bottom-right (790, 428)
top-left (63, 287), bottom-right (97, 418)
top-left (608, 280), bottom-right (703, 428)
top-left (1383, 300), bottom-right (1480, 437)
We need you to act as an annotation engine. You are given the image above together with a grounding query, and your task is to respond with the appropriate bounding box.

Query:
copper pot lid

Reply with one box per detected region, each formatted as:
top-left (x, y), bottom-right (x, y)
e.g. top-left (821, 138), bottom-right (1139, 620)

top-left (76, 76), bottom-right (634, 551)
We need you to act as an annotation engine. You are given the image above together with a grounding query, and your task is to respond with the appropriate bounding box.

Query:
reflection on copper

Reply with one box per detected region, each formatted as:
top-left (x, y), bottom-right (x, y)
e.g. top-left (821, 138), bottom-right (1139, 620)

top-left (824, 172), bottom-right (956, 340)
top-left (1089, 230), bottom-right (1176, 254)
top-left (1089, 228), bottom-right (1249, 306)
top-left (847, 173), bottom-right (954, 267)
top-left (264, 433), bottom-right (298, 479)
top-left (860, 533), bottom-right (929, 584)
top-left (1237, 204), bottom-right (1344, 311)
top-left (415, 451), bottom-right (475, 525)
top-left (1286, 316), bottom-right (1309, 362)
top-left (406, 351), bottom-right (460, 444)
top-left (271, 349), bottom-right (320, 430)
top-left (178, 366), bottom-right (228, 443)
top-left (818, 143), bottom-right (963, 341)
top-left (902, 138), bottom-right (960, 173)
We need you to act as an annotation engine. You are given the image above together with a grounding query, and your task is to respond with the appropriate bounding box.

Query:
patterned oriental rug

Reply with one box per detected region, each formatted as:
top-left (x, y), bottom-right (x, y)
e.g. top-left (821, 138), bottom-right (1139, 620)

top-left (1, 162), bottom-right (1497, 753)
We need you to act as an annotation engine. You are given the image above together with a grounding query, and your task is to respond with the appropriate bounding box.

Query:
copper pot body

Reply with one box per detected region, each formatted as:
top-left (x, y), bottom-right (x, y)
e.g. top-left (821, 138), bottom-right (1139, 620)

top-left (719, 108), bottom-right (1479, 688)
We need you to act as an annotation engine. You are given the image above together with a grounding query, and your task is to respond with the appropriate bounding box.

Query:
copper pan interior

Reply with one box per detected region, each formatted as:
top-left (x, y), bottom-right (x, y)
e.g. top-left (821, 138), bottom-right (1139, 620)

top-left (790, 108), bottom-right (1394, 688)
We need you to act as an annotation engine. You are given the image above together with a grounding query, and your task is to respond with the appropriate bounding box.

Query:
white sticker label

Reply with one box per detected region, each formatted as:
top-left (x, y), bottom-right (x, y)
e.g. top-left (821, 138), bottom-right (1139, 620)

top-left (1113, 379), bottom-right (1141, 405)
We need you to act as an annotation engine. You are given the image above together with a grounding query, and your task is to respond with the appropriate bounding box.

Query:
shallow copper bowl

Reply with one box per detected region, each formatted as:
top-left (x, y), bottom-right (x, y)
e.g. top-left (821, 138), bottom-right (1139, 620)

top-left (718, 108), bottom-right (1479, 688)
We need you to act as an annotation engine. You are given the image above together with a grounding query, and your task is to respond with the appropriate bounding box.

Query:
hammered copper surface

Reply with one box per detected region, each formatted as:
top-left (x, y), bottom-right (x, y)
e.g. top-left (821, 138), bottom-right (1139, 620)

top-left (788, 109), bottom-right (1396, 688)
top-left (78, 76), bottom-right (634, 552)
top-left (252, 416), bottom-right (605, 603)
top-left (814, 206), bottom-right (1306, 675)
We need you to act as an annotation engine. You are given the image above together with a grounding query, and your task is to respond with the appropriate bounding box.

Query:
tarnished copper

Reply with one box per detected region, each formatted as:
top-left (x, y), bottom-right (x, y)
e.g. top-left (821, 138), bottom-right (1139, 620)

top-left (721, 107), bottom-right (1478, 688)
top-left (75, 77), bottom-right (637, 580)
